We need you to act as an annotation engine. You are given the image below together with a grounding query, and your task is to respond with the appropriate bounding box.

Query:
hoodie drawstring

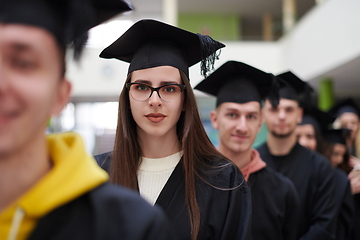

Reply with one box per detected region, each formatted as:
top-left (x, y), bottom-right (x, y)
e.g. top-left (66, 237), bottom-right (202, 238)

top-left (7, 207), bottom-right (25, 240)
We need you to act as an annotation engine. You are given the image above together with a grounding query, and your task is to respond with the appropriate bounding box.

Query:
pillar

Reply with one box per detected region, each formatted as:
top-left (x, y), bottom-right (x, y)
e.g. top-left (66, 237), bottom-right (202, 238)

top-left (263, 13), bottom-right (274, 41)
top-left (282, 0), bottom-right (297, 33)
top-left (318, 77), bottom-right (334, 111)
top-left (163, 0), bottom-right (178, 26)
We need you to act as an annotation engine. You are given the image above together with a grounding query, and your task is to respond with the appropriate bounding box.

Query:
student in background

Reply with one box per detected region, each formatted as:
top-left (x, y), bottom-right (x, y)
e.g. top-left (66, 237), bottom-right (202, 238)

top-left (257, 71), bottom-right (337, 240)
top-left (0, 1), bottom-right (177, 239)
top-left (295, 108), bottom-right (354, 240)
top-left (195, 61), bottom-right (300, 240)
top-left (95, 20), bottom-right (252, 240)
top-left (328, 98), bottom-right (360, 166)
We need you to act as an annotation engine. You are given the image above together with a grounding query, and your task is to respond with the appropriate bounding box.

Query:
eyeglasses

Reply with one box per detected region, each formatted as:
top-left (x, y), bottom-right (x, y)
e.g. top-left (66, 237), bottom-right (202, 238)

top-left (126, 82), bottom-right (186, 102)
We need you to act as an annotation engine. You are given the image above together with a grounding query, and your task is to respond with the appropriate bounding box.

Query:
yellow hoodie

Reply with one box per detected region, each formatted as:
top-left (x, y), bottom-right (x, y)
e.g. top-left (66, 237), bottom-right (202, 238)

top-left (0, 132), bottom-right (108, 240)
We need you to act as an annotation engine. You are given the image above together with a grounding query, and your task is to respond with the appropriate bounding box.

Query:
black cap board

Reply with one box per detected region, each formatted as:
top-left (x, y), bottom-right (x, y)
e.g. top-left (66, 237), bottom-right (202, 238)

top-left (276, 71), bottom-right (313, 104)
top-left (0, 0), bottom-right (132, 60)
top-left (194, 61), bottom-right (281, 108)
top-left (328, 98), bottom-right (360, 118)
top-left (100, 19), bottom-right (225, 78)
top-left (299, 106), bottom-right (335, 133)
top-left (322, 128), bottom-right (351, 145)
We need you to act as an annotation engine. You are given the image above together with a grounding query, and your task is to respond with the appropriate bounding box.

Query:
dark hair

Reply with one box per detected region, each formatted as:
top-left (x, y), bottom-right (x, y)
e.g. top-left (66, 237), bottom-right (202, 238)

top-left (110, 69), bottom-right (226, 240)
top-left (319, 141), bottom-right (352, 173)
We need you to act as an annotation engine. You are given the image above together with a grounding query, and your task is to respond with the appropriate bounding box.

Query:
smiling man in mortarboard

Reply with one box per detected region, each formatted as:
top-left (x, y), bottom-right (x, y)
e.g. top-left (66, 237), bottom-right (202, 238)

top-left (195, 61), bottom-right (300, 240)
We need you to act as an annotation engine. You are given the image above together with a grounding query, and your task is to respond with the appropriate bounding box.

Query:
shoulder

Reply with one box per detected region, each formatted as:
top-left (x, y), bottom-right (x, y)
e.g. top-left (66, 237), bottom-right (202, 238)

top-left (309, 150), bottom-right (334, 172)
top-left (256, 142), bottom-right (268, 153)
top-left (94, 151), bottom-right (112, 172)
top-left (199, 156), bottom-right (248, 190)
top-left (253, 167), bottom-right (298, 194)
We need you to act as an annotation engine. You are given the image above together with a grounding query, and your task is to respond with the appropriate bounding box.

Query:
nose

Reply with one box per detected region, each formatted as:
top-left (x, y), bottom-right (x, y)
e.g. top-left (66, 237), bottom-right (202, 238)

top-left (235, 117), bottom-right (248, 133)
top-left (148, 90), bottom-right (162, 107)
top-left (278, 109), bottom-right (286, 119)
top-left (298, 136), bottom-right (308, 148)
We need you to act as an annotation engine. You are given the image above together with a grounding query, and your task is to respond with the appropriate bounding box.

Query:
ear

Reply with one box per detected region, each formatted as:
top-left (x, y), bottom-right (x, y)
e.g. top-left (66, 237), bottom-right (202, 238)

top-left (210, 110), bottom-right (219, 130)
top-left (51, 78), bottom-right (72, 116)
top-left (297, 106), bottom-right (304, 124)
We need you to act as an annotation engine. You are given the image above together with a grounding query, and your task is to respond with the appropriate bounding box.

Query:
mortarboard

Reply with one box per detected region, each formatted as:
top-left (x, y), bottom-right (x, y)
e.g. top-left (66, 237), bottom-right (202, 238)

top-left (100, 19), bottom-right (225, 78)
top-left (327, 98), bottom-right (360, 118)
top-left (0, 0), bottom-right (132, 60)
top-left (322, 129), bottom-right (351, 145)
top-left (194, 61), bottom-right (281, 108)
top-left (276, 71), bottom-right (313, 105)
top-left (299, 106), bottom-right (335, 134)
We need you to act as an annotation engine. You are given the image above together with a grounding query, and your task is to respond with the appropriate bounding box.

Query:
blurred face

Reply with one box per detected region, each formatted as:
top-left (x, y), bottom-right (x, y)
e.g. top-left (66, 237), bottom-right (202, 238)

top-left (295, 124), bottom-right (317, 151)
top-left (0, 24), bottom-right (70, 158)
top-left (210, 101), bottom-right (262, 155)
top-left (330, 143), bottom-right (346, 167)
top-left (262, 98), bottom-right (303, 139)
top-left (129, 66), bottom-right (184, 140)
top-left (339, 112), bottom-right (359, 141)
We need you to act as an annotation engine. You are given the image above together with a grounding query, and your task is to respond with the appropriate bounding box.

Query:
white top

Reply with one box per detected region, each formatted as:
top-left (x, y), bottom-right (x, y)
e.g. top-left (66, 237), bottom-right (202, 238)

top-left (137, 151), bottom-right (183, 205)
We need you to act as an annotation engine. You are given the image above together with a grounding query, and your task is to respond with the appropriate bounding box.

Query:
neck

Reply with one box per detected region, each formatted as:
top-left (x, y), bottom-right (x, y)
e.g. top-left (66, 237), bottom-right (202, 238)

top-left (139, 132), bottom-right (181, 158)
top-left (267, 132), bottom-right (297, 156)
top-left (0, 135), bottom-right (51, 211)
top-left (218, 145), bottom-right (252, 169)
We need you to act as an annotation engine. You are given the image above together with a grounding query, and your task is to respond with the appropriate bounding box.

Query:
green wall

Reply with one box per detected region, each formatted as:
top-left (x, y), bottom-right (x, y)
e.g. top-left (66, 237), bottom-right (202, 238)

top-left (178, 13), bottom-right (241, 41)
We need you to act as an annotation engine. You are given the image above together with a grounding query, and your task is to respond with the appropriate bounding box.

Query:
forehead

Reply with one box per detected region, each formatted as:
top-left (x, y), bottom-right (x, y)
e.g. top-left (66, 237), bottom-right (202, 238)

top-left (0, 23), bottom-right (58, 54)
top-left (266, 98), bottom-right (299, 109)
top-left (218, 101), bottom-right (261, 113)
top-left (131, 65), bottom-right (182, 83)
top-left (339, 112), bottom-right (359, 122)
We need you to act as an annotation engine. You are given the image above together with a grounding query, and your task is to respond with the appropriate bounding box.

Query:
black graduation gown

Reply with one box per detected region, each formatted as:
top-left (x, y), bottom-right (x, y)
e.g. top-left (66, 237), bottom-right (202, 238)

top-left (257, 143), bottom-right (337, 240)
top-left (333, 168), bottom-right (355, 240)
top-left (348, 193), bottom-right (360, 240)
top-left (95, 152), bottom-right (252, 240)
top-left (28, 182), bottom-right (177, 240)
top-left (248, 167), bottom-right (300, 240)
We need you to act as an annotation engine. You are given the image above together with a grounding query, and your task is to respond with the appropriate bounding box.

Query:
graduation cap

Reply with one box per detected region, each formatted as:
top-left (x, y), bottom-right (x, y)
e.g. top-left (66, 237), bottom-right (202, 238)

top-left (276, 71), bottom-right (313, 105)
top-left (100, 19), bottom-right (225, 78)
top-left (322, 129), bottom-right (351, 145)
top-left (328, 98), bottom-right (360, 118)
top-left (0, 0), bottom-right (132, 60)
top-left (299, 106), bottom-right (335, 134)
top-left (194, 61), bottom-right (281, 108)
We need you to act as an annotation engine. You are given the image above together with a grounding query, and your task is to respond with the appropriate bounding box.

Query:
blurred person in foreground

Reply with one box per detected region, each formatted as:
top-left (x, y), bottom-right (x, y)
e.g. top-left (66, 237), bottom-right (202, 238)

top-left (257, 71), bottom-right (337, 240)
top-left (195, 61), bottom-right (300, 240)
top-left (0, 1), bottom-right (177, 239)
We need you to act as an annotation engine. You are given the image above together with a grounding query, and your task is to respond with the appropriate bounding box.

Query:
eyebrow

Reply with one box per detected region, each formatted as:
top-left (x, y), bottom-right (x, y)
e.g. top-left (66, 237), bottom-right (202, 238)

top-left (9, 42), bottom-right (35, 54)
top-left (132, 79), bottom-right (181, 85)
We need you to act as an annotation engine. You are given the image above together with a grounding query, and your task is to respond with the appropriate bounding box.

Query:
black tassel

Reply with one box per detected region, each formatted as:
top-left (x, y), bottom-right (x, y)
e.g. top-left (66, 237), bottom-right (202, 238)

top-left (197, 33), bottom-right (224, 78)
top-left (300, 83), bottom-right (314, 110)
top-left (72, 32), bottom-right (89, 61)
top-left (268, 74), bottom-right (280, 108)
top-left (65, 0), bottom-right (94, 61)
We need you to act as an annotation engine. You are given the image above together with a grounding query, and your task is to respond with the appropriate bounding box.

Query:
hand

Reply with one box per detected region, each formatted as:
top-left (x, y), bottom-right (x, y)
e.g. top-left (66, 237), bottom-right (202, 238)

top-left (349, 168), bottom-right (360, 194)
top-left (349, 156), bottom-right (360, 167)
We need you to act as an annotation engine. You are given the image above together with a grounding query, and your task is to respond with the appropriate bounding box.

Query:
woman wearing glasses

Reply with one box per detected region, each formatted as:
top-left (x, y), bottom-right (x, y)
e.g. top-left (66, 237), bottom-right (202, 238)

top-left (95, 19), bottom-right (251, 240)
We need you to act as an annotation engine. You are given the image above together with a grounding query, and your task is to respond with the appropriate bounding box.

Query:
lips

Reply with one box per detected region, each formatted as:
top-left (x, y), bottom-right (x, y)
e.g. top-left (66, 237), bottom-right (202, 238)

top-left (231, 134), bottom-right (249, 141)
top-left (0, 110), bottom-right (18, 125)
top-left (145, 113), bottom-right (166, 123)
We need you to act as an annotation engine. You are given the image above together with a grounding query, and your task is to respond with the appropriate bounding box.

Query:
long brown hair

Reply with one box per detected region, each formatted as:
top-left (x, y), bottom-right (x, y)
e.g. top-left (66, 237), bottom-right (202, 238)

top-left (110, 69), bottom-right (225, 240)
